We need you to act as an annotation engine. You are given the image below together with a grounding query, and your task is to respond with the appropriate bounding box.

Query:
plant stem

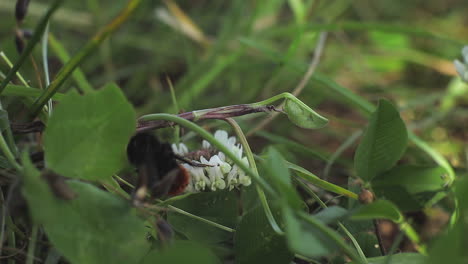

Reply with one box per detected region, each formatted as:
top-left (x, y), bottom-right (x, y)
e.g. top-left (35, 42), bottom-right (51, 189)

top-left (48, 34), bottom-right (93, 93)
top-left (167, 76), bottom-right (180, 143)
top-left (288, 162), bottom-right (358, 200)
top-left (399, 220), bottom-right (427, 254)
top-left (167, 205), bottom-right (235, 233)
top-left (0, 54), bottom-right (49, 122)
top-left (298, 211), bottom-right (364, 264)
top-left (41, 22), bottom-right (53, 117)
top-left (0, 52), bottom-right (29, 87)
top-left (383, 231), bottom-right (405, 264)
top-left (250, 92), bottom-right (289, 107)
top-left (26, 224), bottom-right (39, 264)
top-left (115, 173), bottom-right (235, 233)
top-left (0, 0), bottom-right (64, 94)
top-left (373, 220), bottom-right (386, 255)
top-left (295, 179), bottom-right (368, 263)
top-left (408, 132), bottom-right (455, 184)
top-left (224, 118), bottom-right (284, 235)
top-left (0, 132), bottom-right (21, 171)
top-left (137, 104), bottom-right (278, 132)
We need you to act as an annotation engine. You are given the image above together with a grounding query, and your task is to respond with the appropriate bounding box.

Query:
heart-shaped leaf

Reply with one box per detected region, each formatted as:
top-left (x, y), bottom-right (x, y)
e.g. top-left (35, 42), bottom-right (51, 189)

top-left (21, 154), bottom-right (150, 264)
top-left (44, 83), bottom-right (136, 181)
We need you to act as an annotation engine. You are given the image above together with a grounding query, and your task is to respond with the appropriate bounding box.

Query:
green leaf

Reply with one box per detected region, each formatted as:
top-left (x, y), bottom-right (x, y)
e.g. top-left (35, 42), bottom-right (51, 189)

top-left (288, 162), bottom-right (358, 200)
top-left (350, 253), bottom-right (428, 264)
top-left (44, 83), bottom-right (136, 181)
top-left (373, 165), bottom-right (448, 193)
top-left (21, 154), bottom-right (150, 264)
top-left (4, 84), bottom-right (65, 100)
top-left (0, 109), bottom-right (10, 132)
top-left (284, 97), bottom-right (328, 129)
top-left (372, 165), bottom-right (448, 211)
top-left (141, 241), bottom-right (219, 264)
top-left (351, 200), bottom-right (403, 223)
top-left (262, 147), bottom-right (302, 209)
top-left (429, 178), bottom-right (468, 264)
top-left (314, 206), bottom-right (348, 224)
top-left (167, 191), bottom-right (238, 244)
top-left (342, 181), bottom-right (382, 258)
top-left (354, 99), bottom-right (408, 182)
top-left (371, 186), bottom-right (422, 212)
top-left (0, 156), bottom-right (13, 169)
top-left (283, 207), bottom-right (336, 258)
top-left (235, 206), bottom-right (293, 264)
top-left (351, 231), bottom-right (382, 258)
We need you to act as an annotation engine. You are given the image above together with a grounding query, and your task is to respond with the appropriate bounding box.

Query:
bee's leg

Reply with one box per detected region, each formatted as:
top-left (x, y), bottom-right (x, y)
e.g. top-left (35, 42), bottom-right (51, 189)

top-left (150, 168), bottom-right (180, 199)
top-left (156, 217), bottom-right (174, 245)
top-left (132, 162), bottom-right (153, 206)
top-left (174, 154), bottom-right (212, 167)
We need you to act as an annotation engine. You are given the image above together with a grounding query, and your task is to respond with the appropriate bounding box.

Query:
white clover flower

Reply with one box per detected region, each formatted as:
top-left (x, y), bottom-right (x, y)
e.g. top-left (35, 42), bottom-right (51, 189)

top-left (232, 144), bottom-right (243, 159)
top-left (226, 165), bottom-right (239, 190)
top-left (214, 155), bottom-right (232, 173)
top-left (174, 130), bottom-right (251, 193)
top-left (238, 159), bottom-right (251, 186)
top-left (228, 157), bottom-right (251, 188)
top-left (200, 155), bottom-right (229, 191)
top-left (454, 46), bottom-right (468, 83)
top-left (217, 151), bottom-right (226, 161)
top-left (462, 46), bottom-right (468, 61)
top-left (214, 130), bottom-right (237, 149)
top-left (202, 140), bottom-right (211, 149)
top-left (214, 130), bottom-right (229, 143)
top-left (183, 164), bottom-right (210, 192)
top-left (212, 177), bottom-right (226, 191)
top-left (171, 143), bottom-right (188, 155)
top-left (239, 174), bottom-right (251, 186)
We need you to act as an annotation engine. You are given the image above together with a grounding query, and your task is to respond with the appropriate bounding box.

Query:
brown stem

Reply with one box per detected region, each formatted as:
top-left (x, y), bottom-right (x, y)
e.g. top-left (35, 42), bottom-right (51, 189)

top-left (11, 121), bottom-right (45, 134)
top-left (11, 104), bottom-right (279, 134)
top-left (137, 104), bottom-right (279, 132)
top-left (374, 219), bottom-right (387, 255)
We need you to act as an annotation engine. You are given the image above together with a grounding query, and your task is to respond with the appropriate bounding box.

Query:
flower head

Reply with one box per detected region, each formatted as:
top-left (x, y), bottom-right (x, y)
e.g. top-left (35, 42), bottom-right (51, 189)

top-left (183, 163), bottom-right (211, 192)
top-left (454, 46), bottom-right (468, 83)
top-left (175, 130), bottom-right (251, 193)
top-left (171, 143), bottom-right (188, 155)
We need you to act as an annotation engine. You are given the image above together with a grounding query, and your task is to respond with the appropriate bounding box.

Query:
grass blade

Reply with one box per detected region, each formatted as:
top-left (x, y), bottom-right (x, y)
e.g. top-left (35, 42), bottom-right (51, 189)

top-left (30, 0), bottom-right (142, 116)
top-left (0, 0), bottom-right (64, 94)
top-left (48, 34), bottom-right (93, 93)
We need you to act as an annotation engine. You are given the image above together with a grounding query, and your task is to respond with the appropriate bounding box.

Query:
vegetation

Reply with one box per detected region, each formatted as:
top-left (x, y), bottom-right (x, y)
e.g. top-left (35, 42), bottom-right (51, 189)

top-left (0, 0), bottom-right (467, 263)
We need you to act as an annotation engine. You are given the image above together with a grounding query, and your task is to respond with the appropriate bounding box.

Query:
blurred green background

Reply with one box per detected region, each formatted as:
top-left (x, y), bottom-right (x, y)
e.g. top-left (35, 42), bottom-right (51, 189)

top-left (0, 0), bottom-right (467, 180)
